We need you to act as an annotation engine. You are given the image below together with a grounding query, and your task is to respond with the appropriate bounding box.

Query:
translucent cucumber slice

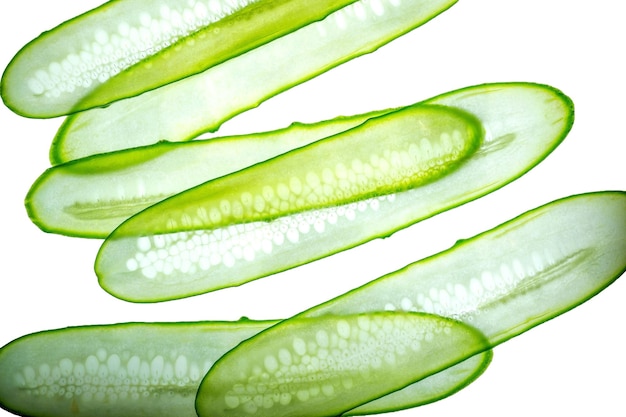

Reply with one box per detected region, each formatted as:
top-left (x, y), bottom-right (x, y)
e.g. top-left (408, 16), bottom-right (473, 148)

top-left (28, 82), bottom-right (567, 240)
top-left (1, 0), bottom-right (359, 118)
top-left (197, 191), bottom-right (626, 417)
top-left (50, 0), bottom-right (458, 162)
top-left (27, 108), bottom-right (394, 238)
top-left (96, 103), bottom-right (484, 301)
top-left (197, 312), bottom-right (490, 417)
top-left (0, 319), bottom-right (491, 417)
top-left (95, 82), bottom-right (573, 302)
top-left (0, 320), bottom-right (274, 417)
top-left (306, 191), bottom-right (626, 348)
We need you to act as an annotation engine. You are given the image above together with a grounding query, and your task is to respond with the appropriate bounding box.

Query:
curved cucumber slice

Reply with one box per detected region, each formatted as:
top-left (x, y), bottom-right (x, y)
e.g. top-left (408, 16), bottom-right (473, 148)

top-left (28, 82), bottom-right (564, 240)
top-left (27, 108), bottom-right (394, 238)
top-left (197, 191), bottom-right (626, 417)
top-left (95, 82), bottom-right (573, 302)
top-left (96, 103), bottom-right (483, 301)
top-left (108, 105), bottom-right (481, 235)
top-left (0, 319), bottom-right (491, 417)
top-left (1, 0), bottom-right (358, 118)
top-left (0, 320), bottom-right (273, 417)
top-left (345, 349), bottom-right (491, 416)
top-left (305, 191), bottom-right (626, 343)
top-left (50, 0), bottom-right (458, 163)
top-left (197, 313), bottom-right (489, 417)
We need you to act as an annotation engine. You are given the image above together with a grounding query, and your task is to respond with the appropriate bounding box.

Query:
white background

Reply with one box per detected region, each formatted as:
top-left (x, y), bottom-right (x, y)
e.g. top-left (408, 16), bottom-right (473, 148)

top-left (1, 1), bottom-right (624, 416)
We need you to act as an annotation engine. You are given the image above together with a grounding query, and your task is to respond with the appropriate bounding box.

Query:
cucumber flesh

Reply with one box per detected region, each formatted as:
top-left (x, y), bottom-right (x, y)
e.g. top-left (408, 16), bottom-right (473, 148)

top-left (96, 103), bottom-right (483, 301)
top-left (1, 0), bottom-right (358, 118)
top-left (29, 81), bottom-right (568, 240)
top-left (95, 82), bottom-right (574, 302)
top-left (0, 320), bottom-right (273, 417)
top-left (197, 191), bottom-right (626, 416)
top-left (197, 313), bottom-right (489, 417)
top-left (26, 108), bottom-right (394, 238)
top-left (345, 349), bottom-right (491, 416)
top-left (306, 191), bottom-right (626, 343)
top-left (0, 319), bottom-right (491, 417)
top-left (104, 104), bottom-right (481, 237)
top-left (50, 0), bottom-right (458, 163)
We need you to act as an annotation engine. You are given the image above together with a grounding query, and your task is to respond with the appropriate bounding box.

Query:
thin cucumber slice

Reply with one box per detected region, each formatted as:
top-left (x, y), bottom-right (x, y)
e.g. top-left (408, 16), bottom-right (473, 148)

top-left (0, 319), bottom-right (491, 417)
top-left (302, 191), bottom-right (626, 345)
top-left (50, 0), bottom-right (458, 163)
top-left (26, 108), bottom-right (394, 238)
top-left (1, 0), bottom-right (359, 118)
top-left (196, 191), bottom-right (626, 417)
top-left (95, 82), bottom-right (574, 302)
top-left (345, 349), bottom-right (491, 416)
top-left (96, 103), bottom-right (484, 301)
top-left (0, 320), bottom-right (273, 417)
top-left (197, 312), bottom-right (490, 417)
top-left (28, 81), bottom-right (566, 240)
top-left (103, 105), bottom-right (482, 235)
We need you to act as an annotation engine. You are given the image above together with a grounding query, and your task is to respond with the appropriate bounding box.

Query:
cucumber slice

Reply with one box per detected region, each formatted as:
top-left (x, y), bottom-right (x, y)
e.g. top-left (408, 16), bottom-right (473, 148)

top-left (345, 349), bottom-right (491, 416)
top-left (197, 313), bottom-right (489, 417)
top-left (27, 108), bottom-right (394, 238)
top-left (96, 103), bottom-right (483, 301)
top-left (304, 191), bottom-right (626, 344)
top-left (95, 82), bottom-right (573, 302)
top-left (196, 191), bottom-right (626, 416)
top-left (0, 319), bottom-right (491, 417)
top-left (27, 82), bottom-right (566, 240)
top-left (0, 320), bottom-right (273, 417)
top-left (50, 0), bottom-right (458, 163)
top-left (1, 0), bottom-right (359, 118)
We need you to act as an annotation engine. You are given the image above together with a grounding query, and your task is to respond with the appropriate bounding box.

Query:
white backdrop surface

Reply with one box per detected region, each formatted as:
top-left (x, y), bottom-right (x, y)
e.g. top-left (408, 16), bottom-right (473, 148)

top-left (1, 1), bottom-right (624, 416)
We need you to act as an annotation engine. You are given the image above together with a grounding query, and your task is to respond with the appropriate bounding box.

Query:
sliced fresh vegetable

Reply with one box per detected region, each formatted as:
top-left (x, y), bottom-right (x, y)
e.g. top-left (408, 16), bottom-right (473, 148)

top-left (95, 82), bottom-right (574, 302)
top-left (96, 102), bottom-right (484, 301)
top-left (1, 0), bottom-right (360, 118)
top-left (197, 191), bottom-right (626, 417)
top-left (26, 107), bottom-right (394, 238)
top-left (28, 82), bottom-right (567, 240)
top-left (304, 190), bottom-right (626, 341)
top-left (50, 0), bottom-right (458, 163)
top-left (0, 319), bottom-right (492, 417)
top-left (198, 313), bottom-right (489, 417)
top-left (345, 349), bottom-right (491, 416)
top-left (0, 320), bottom-right (272, 417)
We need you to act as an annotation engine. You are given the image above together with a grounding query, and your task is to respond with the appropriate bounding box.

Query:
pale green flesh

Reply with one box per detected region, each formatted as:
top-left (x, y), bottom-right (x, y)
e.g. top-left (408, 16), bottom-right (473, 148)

top-left (1, 0), bottom-right (358, 118)
top-left (96, 103), bottom-right (482, 302)
top-left (196, 191), bottom-right (626, 417)
top-left (3, 192), bottom-right (622, 417)
top-left (0, 321), bottom-right (273, 417)
top-left (27, 82), bottom-right (572, 241)
top-left (0, 319), bottom-right (491, 417)
top-left (51, 0), bottom-right (458, 163)
top-left (95, 82), bottom-right (574, 303)
top-left (104, 105), bottom-right (482, 237)
top-left (26, 108), bottom-right (395, 238)
top-left (197, 313), bottom-right (489, 417)
top-left (303, 191), bottom-right (626, 345)
top-left (345, 349), bottom-right (491, 416)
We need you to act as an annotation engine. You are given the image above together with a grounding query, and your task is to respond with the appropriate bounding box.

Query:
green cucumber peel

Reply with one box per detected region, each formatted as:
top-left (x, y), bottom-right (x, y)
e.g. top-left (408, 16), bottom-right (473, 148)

top-left (0, 319), bottom-right (491, 417)
top-left (1, 0), bottom-right (359, 118)
top-left (0, 320), bottom-right (272, 417)
top-left (26, 107), bottom-right (394, 238)
top-left (29, 81), bottom-right (569, 240)
top-left (196, 191), bottom-right (626, 417)
top-left (303, 191), bottom-right (626, 344)
top-left (50, 0), bottom-right (458, 163)
top-left (95, 82), bottom-right (574, 302)
top-left (198, 313), bottom-right (490, 417)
